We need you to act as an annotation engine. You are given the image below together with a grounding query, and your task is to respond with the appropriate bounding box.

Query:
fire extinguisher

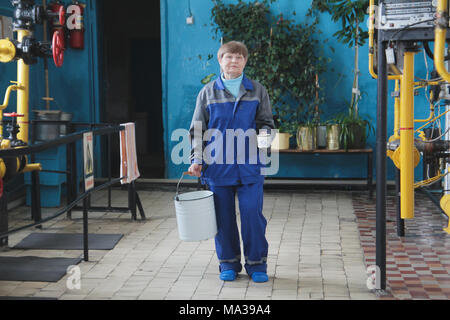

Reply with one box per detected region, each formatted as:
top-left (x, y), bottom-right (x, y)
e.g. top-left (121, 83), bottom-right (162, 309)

top-left (49, 0), bottom-right (65, 40)
top-left (67, 0), bottom-right (85, 50)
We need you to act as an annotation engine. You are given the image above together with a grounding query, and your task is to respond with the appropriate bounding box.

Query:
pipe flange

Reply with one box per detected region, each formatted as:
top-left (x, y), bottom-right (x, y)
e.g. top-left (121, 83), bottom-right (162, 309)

top-left (0, 39), bottom-right (16, 63)
top-left (390, 146), bottom-right (421, 169)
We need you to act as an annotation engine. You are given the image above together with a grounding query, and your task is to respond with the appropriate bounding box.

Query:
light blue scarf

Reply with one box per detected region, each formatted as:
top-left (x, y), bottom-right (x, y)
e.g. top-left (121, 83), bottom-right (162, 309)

top-left (221, 73), bottom-right (243, 98)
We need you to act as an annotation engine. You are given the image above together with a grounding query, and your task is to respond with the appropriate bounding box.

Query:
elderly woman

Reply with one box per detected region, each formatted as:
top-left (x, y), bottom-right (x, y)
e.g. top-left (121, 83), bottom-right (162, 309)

top-left (188, 41), bottom-right (274, 282)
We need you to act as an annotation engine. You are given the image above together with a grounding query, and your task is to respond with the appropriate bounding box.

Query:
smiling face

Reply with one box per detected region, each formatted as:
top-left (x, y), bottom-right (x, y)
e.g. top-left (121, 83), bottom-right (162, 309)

top-left (218, 52), bottom-right (248, 80)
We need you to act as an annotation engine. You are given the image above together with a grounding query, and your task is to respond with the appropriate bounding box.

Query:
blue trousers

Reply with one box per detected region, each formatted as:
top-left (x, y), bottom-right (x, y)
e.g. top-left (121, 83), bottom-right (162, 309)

top-left (209, 182), bottom-right (268, 276)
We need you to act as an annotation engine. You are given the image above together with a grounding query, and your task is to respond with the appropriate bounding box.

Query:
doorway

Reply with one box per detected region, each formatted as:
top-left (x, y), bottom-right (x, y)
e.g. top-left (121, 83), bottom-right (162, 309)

top-left (98, 0), bottom-right (165, 178)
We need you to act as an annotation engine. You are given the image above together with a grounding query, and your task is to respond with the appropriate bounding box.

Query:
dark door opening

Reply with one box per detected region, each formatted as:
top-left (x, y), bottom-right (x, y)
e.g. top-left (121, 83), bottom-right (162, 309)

top-left (98, 0), bottom-right (165, 178)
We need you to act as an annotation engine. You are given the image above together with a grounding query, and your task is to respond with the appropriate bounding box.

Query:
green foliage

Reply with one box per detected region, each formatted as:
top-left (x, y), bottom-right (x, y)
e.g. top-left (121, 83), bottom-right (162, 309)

top-left (310, 0), bottom-right (372, 149)
top-left (335, 98), bottom-right (374, 150)
top-left (210, 0), bottom-right (327, 135)
top-left (310, 0), bottom-right (369, 48)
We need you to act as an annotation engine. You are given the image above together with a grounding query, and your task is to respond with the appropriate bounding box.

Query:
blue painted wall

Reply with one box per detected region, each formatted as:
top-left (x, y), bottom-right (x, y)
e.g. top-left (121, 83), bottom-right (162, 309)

top-left (161, 0), bottom-right (434, 182)
top-left (0, 0), bottom-right (435, 184)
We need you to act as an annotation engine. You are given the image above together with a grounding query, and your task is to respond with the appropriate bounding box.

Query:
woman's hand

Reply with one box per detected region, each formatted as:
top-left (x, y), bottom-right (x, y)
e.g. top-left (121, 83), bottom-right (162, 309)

top-left (188, 163), bottom-right (202, 177)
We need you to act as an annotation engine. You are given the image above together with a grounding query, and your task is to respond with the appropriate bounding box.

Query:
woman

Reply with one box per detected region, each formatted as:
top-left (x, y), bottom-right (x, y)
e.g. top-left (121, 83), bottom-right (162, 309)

top-left (188, 41), bottom-right (274, 282)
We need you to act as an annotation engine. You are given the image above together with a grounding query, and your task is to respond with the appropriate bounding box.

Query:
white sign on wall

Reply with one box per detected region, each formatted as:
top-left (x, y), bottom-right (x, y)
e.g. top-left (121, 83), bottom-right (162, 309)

top-left (83, 132), bottom-right (94, 191)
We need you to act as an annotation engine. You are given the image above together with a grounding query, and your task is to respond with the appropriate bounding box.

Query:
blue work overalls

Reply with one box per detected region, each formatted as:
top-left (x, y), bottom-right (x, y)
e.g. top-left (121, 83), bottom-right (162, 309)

top-left (191, 75), bottom-right (272, 275)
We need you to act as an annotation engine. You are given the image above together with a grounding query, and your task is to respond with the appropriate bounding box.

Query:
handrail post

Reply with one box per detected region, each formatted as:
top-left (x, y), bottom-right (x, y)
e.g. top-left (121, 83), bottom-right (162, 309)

top-left (376, 33), bottom-right (388, 292)
top-left (0, 193), bottom-right (8, 248)
top-left (128, 181), bottom-right (137, 221)
top-left (83, 195), bottom-right (89, 262)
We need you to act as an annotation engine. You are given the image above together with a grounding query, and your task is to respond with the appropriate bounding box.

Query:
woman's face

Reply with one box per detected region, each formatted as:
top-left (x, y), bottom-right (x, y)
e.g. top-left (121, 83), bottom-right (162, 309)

top-left (219, 52), bottom-right (247, 79)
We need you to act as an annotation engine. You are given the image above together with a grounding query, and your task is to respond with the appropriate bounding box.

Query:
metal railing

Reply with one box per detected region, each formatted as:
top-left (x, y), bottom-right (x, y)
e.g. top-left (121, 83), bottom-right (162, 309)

top-left (0, 122), bottom-right (145, 261)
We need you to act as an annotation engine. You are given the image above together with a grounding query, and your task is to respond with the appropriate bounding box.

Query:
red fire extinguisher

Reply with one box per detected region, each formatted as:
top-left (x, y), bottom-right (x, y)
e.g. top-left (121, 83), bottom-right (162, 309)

top-left (67, 0), bottom-right (85, 50)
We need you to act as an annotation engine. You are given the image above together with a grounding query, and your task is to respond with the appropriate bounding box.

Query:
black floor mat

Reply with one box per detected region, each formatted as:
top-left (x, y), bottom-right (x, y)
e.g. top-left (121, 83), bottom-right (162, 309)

top-left (0, 256), bottom-right (82, 282)
top-left (13, 233), bottom-right (123, 250)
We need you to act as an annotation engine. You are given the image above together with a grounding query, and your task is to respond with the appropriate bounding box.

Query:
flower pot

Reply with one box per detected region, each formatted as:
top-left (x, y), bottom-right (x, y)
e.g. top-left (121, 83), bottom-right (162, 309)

top-left (297, 126), bottom-right (317, 151)
top-left (317, 125), bottom-right (327, 149)
top-left (348, 123), bottom-right (366, 149)
top-left (326, 124), bottom-right (340, 150)
top-left (272, 132), bottom-right (291, 150)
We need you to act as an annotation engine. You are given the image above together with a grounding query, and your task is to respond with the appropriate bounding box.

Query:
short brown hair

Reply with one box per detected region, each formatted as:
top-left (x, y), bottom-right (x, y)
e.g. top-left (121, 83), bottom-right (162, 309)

top-left (217, 41), bottom-right (248, 61)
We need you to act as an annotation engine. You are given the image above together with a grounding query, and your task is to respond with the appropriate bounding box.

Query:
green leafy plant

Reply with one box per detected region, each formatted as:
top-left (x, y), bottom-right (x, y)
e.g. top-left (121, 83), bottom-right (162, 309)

top-left (210, 0), bottom-right (328, 135)
top-left (335, 98), bottom-right (374, 150)
top-left (310, 0), bottom-right (372, 149)
top-left (310, 0), bottom-right (369, 117)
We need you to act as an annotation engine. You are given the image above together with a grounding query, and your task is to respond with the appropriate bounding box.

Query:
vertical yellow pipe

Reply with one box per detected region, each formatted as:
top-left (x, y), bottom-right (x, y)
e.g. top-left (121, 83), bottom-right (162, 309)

top-left (393, 79), bottom-right (400, 139)
top-left (16, 30), bottom-right (30, 143)
top-left (435, 0), bottom-right (450, 82)
top-left (400, 52), bottom-right (415, 219)
top-left (368, 0), bottom-right (377, 79)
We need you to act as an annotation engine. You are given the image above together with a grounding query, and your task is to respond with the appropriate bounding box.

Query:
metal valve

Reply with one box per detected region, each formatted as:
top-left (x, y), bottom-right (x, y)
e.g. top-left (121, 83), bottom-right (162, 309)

top-left (4, 112), bottom-right (27, 147)
top-left (52, 29), bottom-right (64, 67)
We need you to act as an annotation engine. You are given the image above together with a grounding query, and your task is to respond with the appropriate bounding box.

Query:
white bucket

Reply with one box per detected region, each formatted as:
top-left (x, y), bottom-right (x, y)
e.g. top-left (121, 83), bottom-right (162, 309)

top-left (174, 173), bottom-right (217, 241)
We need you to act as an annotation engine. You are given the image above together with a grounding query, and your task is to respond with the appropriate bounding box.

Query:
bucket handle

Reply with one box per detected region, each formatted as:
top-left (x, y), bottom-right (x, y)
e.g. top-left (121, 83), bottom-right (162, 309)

top-left (175, 171), bottom-right (190, 201)
top-left (176, 165), bottom-right (209, 201)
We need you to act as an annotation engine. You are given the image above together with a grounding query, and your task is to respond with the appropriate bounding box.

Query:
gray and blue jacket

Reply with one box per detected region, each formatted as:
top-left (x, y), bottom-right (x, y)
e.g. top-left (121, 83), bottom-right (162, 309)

top-left (189, 74), bottom-right (275, 186)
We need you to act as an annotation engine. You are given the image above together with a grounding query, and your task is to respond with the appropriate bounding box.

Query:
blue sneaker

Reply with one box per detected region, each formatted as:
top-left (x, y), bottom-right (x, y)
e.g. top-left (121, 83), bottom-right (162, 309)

top-left (220, 270), bottom-right (237, 281)
top-left (251, 272), bottom-right (269, 283)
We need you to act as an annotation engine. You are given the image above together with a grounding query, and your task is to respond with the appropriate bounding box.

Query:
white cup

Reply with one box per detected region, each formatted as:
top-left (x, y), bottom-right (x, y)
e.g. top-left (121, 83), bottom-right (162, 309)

top-left (257, 134), bottom-right (272, 149)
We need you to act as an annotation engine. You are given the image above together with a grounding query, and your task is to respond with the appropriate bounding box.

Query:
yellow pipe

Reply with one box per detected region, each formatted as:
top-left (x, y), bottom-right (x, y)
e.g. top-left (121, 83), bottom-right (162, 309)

top-left (0, 84), bottom-right (24, 139)
top-left (21, 163), bottom-right (42, 173)
top-left (414, 91), bottom-right (435, 123)
top-left (435, 0), bottom-right (450, 83)
top-left (368, 0), bottom-right (401, 80)
top-left (387, 79), bottom-right (401, 163)
top-left (415, 108), bottom-right (450, 133)
top-left (16, 29), bottom-right (30, 144)
top-left (368, 0), bottom-right (378, 79)
top-left (0, 159), bottom-right (5, 179)
top-left (414, 80), bottom-right (444, 87)
top-left (393, 79), bottom-right (400, 139)
top-left (0, 84), bottom-right (20, 109)
top-left (400, 51), bottom-right (416, 219)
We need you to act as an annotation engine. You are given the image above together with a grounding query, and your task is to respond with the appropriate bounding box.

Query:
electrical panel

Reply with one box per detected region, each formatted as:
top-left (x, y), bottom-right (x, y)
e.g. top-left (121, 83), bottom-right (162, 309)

top-left (379, 0), bottom-right (436, 31)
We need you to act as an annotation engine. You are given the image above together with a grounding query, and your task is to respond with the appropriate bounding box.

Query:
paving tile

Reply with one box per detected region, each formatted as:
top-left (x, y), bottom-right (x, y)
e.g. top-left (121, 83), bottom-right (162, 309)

top-left (0, 189), bottom-right (394, 301)
top-left (352, 191), bottom-right (450, 300)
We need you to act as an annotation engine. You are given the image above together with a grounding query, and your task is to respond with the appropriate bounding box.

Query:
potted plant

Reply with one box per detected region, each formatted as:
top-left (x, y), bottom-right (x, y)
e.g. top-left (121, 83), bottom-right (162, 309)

top-left (271, 105), bottom-right (298, 150)
top-left (316, 122), bottom-right (328, 149)
top-left (324, 118), bottom-right (341, 150)
top-left (335, 98), bottom-right (374, 150)
top-left (310, 0), bottom-right (371, 149)
top-left (211, 0), bottom-right (327, 150)
top-left (297, 120), bottom-right (318, 151)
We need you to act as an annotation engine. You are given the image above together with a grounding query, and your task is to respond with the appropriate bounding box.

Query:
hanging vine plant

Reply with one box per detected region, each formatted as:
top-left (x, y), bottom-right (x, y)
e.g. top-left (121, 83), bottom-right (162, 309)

top-left (210, 0), bottom-right (328, 135)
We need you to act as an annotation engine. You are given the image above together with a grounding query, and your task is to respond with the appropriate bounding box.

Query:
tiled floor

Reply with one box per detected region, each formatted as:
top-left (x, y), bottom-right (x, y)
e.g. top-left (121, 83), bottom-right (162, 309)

top-left (3, 186), bottom-right (450, 300)
top-left (0, 188), bottom-right (376, 300)
top-left (353, 190), bottom-right (450, 300)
